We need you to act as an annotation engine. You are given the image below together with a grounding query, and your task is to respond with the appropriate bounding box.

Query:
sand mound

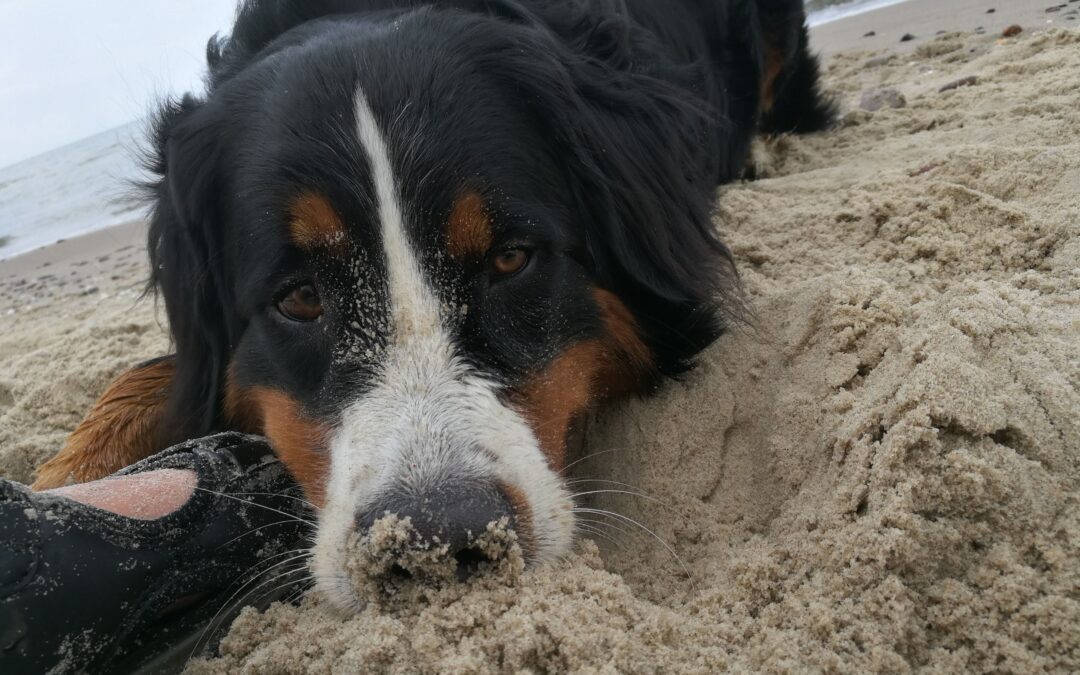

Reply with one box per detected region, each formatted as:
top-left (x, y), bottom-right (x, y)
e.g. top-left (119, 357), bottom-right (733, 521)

top-left (2, 29), bottom-right (1077, 673)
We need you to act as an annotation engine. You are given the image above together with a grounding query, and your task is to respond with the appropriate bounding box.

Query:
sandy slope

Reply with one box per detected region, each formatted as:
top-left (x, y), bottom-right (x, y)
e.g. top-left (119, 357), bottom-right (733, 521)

top-left (1, 25), bottom-right (1077, 675)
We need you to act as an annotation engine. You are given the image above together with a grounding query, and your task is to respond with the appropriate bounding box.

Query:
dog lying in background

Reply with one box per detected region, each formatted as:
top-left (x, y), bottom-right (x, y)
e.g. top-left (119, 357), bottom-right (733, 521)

top-left (34, 0), bottom-right (833, 610)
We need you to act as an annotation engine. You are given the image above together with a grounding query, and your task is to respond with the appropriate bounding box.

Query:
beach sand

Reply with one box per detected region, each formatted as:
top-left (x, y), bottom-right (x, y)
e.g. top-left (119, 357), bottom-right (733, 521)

top-left (1, 3), bottom-right (1077, 673)
top-left (813, 0), bottom-right (1078, 54)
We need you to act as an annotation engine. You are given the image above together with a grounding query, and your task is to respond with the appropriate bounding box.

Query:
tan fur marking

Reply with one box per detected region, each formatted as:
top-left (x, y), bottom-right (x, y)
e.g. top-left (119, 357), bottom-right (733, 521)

top-left (592, 289), bottom-right (653, 394)
top-left (250, 387), bottom-right (331, 507)
top-left (446, 192), bottom-right (493, 261)
top-left (289, 191), bottom-right (347, 251)
top-left (761, 43), bottom-right (786, 112)
top-left (516, 289), bottom-right (654, 471)
top-left (223, 363), bottom-right (265, 435)
top-left (498, 481), bottom-right (536, 560)
top-left (33, 357), bottom-right (176, 490)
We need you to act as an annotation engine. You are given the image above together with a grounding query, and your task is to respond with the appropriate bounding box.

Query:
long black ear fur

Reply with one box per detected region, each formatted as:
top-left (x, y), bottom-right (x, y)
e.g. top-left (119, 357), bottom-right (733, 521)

top-left (144, 97), bottom-right (235, 445)
top-left (754, 0), bottom-right (838, 134)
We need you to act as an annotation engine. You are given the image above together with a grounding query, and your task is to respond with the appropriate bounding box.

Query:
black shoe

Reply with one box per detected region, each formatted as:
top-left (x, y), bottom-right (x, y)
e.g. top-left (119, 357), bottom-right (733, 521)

top-left (0, 433), bottom-right (314, 675)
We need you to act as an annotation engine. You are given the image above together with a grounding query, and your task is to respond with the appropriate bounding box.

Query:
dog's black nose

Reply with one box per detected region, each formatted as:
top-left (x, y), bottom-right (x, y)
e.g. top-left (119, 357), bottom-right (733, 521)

top-left (356, 481), bottom-right (515, 581)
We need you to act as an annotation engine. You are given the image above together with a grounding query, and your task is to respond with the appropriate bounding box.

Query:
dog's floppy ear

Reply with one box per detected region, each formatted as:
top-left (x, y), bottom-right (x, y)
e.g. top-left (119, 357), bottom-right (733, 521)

top-left (32, 357), bottom-right (177, 489)
top-left (145, 96), bottom-right (236, 446)
top-left (487, 8), bottom-right (740, 375)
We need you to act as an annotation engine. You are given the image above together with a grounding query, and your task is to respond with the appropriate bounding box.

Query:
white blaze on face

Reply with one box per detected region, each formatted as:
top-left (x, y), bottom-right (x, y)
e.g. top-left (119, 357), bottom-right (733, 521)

top-left (310, 87), bottom-right (573, 612)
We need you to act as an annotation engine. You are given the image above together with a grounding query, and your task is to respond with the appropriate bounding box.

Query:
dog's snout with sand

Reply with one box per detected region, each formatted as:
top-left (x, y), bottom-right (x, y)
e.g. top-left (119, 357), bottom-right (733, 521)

top-left (351, 481), bottom-right (521, 587)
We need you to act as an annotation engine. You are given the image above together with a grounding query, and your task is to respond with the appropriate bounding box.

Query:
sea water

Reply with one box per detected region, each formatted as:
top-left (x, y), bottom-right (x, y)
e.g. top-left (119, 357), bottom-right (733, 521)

top-left (0, 121), bottom-right (148, 260)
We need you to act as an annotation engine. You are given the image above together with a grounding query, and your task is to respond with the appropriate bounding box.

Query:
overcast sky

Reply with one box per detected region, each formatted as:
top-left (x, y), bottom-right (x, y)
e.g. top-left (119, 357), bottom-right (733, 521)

top-left (0, 0), bottom-right (238, 168)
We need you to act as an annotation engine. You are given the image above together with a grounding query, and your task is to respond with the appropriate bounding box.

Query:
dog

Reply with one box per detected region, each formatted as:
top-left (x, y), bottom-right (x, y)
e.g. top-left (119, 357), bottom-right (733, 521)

top-left (34, 0), bottom-right (834, 610)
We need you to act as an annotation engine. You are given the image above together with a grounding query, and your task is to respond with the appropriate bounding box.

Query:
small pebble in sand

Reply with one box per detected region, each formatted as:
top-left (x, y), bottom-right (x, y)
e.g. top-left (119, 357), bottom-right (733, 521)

top-left (864, 55), bottom-right (898, 68)
top-left (908, 163), bottom-right (941, 177)
top-left (939, 75), bottom-right (978, 92)
top-left (987, 7), bottom-right (996, 12)
top-left (859, 88), bottom-right (907, 112)
top-left (900, 33), bottom-right (916, 42)
top-left (863, 30), bottom-right (876, 37)
top-left (864, 55), bottom-right (897, 68)
top-left (1002, 24), bottom-right (1023, 37)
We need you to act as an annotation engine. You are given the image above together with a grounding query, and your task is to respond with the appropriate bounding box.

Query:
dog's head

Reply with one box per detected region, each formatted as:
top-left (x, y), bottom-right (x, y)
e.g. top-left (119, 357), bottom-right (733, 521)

top-left (145, 3), bottom-right (735, 609)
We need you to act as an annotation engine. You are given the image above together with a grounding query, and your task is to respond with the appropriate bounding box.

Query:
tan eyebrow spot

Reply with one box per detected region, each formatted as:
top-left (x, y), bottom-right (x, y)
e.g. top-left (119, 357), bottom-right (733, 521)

top-left (289, 191), bottom-right (348, 252)
top-left (446, 191), bottom-right (494, 261)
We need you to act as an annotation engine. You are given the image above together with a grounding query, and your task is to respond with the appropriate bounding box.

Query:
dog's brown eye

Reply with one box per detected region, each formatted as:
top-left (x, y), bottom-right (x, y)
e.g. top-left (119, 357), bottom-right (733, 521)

top-left (491, 249), bottom-right (528, 277)
top-left (277, 284), bottom-right (323, 322)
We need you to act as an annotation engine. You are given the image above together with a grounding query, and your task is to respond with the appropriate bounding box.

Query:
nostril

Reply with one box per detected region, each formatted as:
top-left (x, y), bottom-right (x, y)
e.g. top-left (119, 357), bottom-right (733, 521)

top-left (454, 546), bottom-right (495, 581)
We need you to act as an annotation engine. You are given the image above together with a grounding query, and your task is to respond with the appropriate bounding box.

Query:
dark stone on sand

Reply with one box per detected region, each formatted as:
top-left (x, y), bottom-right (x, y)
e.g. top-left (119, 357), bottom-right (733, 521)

top-left (1046, 5), bottom-right (1061, 12)
top-left (987, 8), bottom-right (996, 12)
top-left (864, 30), bottom-right (876, 37)
top-left (1002, 24), bottom-right (1023, 37)
top-left (939, 76), bottom-right (978, 93)
top-left (79, 286), bottom-right (99, 296)
top-left (900, 33), bottom-right (916, 42)
top-left (860, 88), bottom-right (907, 112)
top-left (975, 26), bottom-right (986, 34)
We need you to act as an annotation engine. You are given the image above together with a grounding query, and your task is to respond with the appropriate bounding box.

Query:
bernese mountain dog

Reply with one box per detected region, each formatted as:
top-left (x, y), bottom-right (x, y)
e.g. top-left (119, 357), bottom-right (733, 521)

top-left (35, 0), bottom-right (834, 610)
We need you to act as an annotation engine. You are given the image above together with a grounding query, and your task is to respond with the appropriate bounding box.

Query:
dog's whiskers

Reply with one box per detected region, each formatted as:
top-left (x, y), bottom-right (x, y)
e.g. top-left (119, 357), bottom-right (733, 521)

top-left (560, 448), bottom-right (620, 475)
top-left (228, 491), bottom-right (321, 512)
top-left (573, 507), bottom-right (696, 591)
top-left (574, 515), bottom-right (634, 538)
top-left (193, 487), bottom-right (317, 526)
top-left (189, 548), bottom-right (313, 663)
top-left (570, 488), bottom-right (676, 512)
top-left (574, 522), bottom-right (623, 549)
top-left (217, 519), bottom-right (307, 550)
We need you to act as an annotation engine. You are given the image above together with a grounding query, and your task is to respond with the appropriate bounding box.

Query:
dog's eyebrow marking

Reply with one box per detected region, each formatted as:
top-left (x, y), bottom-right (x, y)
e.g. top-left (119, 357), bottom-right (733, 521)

top-left (446, 192), bottom-right (493, 261)
top-left (289, 191), bottom-right (348, 252)
top-left (354, 89), bottom-right (441, 336)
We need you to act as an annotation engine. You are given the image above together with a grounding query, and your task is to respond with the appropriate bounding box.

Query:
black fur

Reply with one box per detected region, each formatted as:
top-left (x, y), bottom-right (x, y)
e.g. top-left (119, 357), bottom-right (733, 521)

top-left (144, 0), bottom-right (835, 445)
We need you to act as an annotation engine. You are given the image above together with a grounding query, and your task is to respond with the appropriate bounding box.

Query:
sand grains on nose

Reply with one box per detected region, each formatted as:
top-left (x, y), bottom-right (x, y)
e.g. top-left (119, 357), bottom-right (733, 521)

top-left (345, 514), bottom-right (525, 609)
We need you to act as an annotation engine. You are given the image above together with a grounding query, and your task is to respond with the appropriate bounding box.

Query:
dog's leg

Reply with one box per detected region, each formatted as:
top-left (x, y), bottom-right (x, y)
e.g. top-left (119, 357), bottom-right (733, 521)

top-left (32, 356), bottom-right (176, 489)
